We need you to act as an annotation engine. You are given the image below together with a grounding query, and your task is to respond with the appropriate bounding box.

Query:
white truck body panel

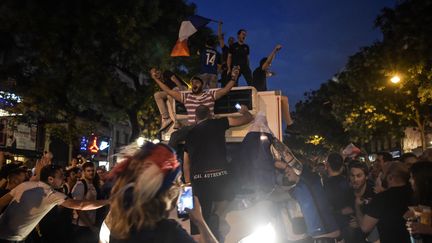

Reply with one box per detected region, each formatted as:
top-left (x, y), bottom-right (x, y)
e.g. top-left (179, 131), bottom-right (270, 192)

top-left (161, 86), bottom-right (283, 142)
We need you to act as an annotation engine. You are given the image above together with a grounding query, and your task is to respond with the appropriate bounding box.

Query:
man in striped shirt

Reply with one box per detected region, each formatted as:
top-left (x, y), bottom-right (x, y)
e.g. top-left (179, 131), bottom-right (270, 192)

top-left (151, 66), bottom-right (240, 148)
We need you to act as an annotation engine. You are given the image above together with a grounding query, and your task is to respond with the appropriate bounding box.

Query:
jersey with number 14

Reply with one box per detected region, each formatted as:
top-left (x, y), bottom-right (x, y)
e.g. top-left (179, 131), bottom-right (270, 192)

top-left (200, 47), bottom-right (220, 75)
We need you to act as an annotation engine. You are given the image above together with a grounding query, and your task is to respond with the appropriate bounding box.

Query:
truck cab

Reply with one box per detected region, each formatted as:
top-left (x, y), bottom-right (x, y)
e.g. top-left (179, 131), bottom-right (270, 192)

top-left (161, 86), bottom-right (284, 142)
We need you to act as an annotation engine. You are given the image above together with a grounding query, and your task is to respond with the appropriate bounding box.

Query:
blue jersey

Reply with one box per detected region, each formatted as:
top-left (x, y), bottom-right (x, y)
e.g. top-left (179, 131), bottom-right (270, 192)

top-left (200, 47), bottom-right (220, 74)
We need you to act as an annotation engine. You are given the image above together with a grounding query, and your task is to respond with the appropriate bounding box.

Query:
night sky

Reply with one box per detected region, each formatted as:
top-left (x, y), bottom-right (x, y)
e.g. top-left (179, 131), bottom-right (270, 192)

top-left (192, 0), bottom-right (396, 107)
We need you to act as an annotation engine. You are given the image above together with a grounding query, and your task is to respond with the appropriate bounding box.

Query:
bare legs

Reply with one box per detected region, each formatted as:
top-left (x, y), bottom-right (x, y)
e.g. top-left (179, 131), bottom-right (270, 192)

top-left (281, 95), bottom-right (293, 126)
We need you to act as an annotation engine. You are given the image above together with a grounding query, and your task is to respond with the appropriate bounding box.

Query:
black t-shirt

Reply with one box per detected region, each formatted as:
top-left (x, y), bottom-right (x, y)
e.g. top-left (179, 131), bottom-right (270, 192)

top-left (362, 181), bottom-right (376, 200)
top-left (252, 67), bottom-right (267, 91)
top-left (365, 185), bottom-right (412, 243)
top-left (323, 175), bottom-right (355, 227)
top-left (228, 42), bottom-right (250, 67)
top-left (221, 46), bottom-right (229, 67)
top-left (110, 219), bottom-right (195, 243)
top-left (357, 181), bottom-right (376, 213)
top-left (184, 118), bottom-right (230, 174)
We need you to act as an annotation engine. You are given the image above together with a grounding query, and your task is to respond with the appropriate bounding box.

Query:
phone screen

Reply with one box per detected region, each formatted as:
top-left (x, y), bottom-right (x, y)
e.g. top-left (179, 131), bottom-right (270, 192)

top-left (177, 186), bottom-right (193, 218)
top-left (235, 103), bottom-right (241, 110)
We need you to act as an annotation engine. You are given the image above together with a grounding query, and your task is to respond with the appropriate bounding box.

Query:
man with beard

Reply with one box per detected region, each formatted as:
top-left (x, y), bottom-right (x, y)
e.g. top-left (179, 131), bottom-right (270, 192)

top-left (349, 162), bottom-right (378, 243)
top-left (323, 153), bottom-right (354, 242)
top-left (227, 29), bottom-right (253, 86)
top-left (355, 162), bottom-right (412, 243)
top-left (71, 162), bottom-right (99, 243)
top-left (151, 66), bottom-right (240, 149)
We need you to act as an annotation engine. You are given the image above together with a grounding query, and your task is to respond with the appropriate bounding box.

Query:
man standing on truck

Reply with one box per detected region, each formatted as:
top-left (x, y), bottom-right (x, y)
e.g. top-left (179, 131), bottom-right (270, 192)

top-left (217, 21), bottom-right (235, 87)
top-left (183, 105), bottom-right (253, 241)
top-left (252, 44), bottom-right (297, 134)
top-left (227, 29), bottom-right (253, 86)
top-left (150, 66), bottom-right (241, 149)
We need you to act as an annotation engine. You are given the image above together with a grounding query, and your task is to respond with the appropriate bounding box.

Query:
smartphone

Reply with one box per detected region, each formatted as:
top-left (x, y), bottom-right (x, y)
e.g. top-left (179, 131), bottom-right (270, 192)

top-left (177, 186), bottom-right (194, 218)
top-left (235, 103), bottom-right (241, 110)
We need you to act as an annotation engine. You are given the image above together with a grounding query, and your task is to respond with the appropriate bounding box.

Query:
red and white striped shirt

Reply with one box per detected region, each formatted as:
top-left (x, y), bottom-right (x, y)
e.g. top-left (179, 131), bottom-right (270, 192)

top-left (182, 90), bottom-right (217, 124)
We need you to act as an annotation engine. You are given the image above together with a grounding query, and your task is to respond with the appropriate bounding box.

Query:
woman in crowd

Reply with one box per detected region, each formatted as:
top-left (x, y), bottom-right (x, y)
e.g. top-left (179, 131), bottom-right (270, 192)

top-left (406, 161), bottom-right (432, 242)
top-left (102, 142), bottom-right (218, 243)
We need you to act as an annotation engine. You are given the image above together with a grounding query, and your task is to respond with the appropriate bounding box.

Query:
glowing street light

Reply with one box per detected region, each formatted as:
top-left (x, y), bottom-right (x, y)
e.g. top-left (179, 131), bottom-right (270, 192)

top-left (136, 136), bottom-right (145, 146)
top-left (390, 75), bottom-right (401, 84)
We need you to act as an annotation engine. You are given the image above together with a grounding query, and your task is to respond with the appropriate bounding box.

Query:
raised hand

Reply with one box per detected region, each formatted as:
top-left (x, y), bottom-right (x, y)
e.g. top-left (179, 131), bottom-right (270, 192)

top-left (238, 105), bottom-right (249, 114)
top-left (231, 66), bottom-right (240, 80)
top-left (150, 68), bottom-right (162, 80)
top-left (185, 196), bottom-right (205, 225)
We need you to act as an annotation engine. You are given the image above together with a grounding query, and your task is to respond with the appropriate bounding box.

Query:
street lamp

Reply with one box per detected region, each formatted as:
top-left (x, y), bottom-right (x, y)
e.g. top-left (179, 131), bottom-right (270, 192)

top-left (136, 136), bottom-right (145, 146)
top-left (390, 75), bottom-right (401, 84)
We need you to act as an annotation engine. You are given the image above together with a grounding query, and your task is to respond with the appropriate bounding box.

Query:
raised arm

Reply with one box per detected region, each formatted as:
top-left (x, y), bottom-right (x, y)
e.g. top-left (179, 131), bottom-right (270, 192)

top-left (218, 21), bottom-right (225, 48)
top-left (261, 44), bottom-right (282, 70)
top-left (150, 68), bottom-right (183, 102)
top-left (187, 197), bottom-right (219, 243)
top-left (215, 66), bottom-right (240, 100)
top-left (227, 105), bottom-right (253, 127)
top-left (183, 151), bottom-right (191, 184)
top-left (0, 193), bottom-right (13, 213)
top-left (227, 54), bottom-right (232, 74)
top-left (170, 74), bottom-right (185, 90)
top-left (61, 198), bottom-right (108, 211)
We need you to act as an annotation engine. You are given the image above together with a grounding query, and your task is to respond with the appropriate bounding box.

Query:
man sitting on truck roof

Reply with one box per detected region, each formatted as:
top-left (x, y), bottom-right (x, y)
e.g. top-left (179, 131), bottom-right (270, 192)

top-left (252, 44), bottom-right (297, 134)
top-left (152, 70), bottom-right (188, 132)
top-left (150, 66), bottom-right (241, 149)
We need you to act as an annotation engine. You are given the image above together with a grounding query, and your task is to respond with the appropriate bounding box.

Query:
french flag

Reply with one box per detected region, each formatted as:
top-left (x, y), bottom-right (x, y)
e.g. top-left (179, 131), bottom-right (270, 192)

top-left (171, 15), bottom-right (211, 57)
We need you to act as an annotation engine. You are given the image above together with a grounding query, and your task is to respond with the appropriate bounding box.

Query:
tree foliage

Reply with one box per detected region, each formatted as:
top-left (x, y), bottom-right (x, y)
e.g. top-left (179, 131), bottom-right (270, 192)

top-left (287, 82), bottom-right (349, 156)
top-left (292, 0), bottom-right (432, 152)
top-left (0, 0), bottom-right (211, 141)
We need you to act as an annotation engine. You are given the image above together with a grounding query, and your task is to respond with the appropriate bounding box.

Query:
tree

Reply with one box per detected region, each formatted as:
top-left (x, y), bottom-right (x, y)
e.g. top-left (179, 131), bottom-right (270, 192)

top-left (0, 0), bottom-right (211, 142)
top-left (375, 0), bottom-right (432, 149)
top-left (329, 44), bottom-right (407, 144)
top-left (329, 0), bottom-right (432, 149)
top-left (287, 81), bottom-right (349, 156)
top-left (292, 0), bottom-right (432, 152)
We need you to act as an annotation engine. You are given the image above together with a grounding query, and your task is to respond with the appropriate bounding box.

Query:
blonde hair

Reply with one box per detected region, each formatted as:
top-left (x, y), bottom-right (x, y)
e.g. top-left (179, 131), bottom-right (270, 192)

top-left (106, 143), bottom-right (180, 239)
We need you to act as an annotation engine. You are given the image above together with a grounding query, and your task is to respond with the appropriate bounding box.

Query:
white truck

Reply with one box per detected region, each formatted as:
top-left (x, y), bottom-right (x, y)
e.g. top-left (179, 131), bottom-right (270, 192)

top-left (161, 86), bottom-right (292, 243)
top-left (161, 86), bottom-right (284, 142)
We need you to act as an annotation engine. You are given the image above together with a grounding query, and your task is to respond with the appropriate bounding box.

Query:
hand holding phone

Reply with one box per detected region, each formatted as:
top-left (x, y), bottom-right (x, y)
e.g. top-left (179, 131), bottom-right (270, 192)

top-left (177, 185), bottom-right (194, 218)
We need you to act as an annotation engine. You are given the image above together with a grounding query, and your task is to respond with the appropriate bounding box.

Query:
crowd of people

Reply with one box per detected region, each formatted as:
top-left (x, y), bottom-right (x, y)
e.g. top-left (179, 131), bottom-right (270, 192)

top-left (1, 139), bottom-right (432, 243)
top-left (0, 22), bottom-right (432, 243)
top-left (0, 138), bottom-right (432, 243)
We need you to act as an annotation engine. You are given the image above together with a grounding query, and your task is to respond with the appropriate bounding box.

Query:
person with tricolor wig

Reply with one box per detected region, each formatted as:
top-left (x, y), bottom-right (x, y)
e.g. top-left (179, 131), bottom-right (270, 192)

top-left (103, 142), bottom-right (218, 243)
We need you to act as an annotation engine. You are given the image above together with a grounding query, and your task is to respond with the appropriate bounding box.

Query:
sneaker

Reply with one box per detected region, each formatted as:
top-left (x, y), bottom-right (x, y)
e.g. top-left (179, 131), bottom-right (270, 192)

top-left (158, 118), bottom-right (173, 133)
